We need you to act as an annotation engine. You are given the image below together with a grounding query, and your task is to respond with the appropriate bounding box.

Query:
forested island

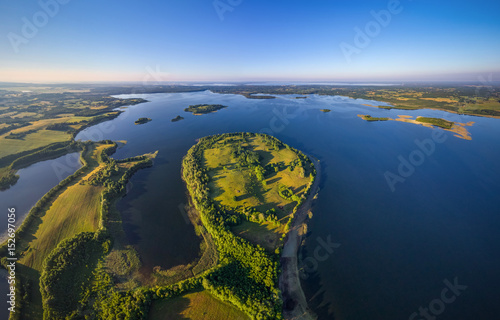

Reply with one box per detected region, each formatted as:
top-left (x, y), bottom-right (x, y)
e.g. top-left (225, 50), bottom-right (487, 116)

top-left (320, 109), bottom-right (331, 113)
top-left (184, 104), bottom-right (228, 115)
top-left (135, 117), bottom-right (152, 125)
top-left (171, 115), bottom-right (184, 122)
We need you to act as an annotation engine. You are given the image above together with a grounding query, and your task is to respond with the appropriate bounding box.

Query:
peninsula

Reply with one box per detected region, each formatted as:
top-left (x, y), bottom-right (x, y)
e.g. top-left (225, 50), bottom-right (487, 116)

top-left (178, 132), bottom-right (317, 319)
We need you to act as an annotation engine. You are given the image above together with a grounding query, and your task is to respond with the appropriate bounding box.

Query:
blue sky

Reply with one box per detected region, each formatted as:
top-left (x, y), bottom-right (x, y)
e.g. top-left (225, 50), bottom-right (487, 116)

top-left (1, 0), bottom-right (499, 82)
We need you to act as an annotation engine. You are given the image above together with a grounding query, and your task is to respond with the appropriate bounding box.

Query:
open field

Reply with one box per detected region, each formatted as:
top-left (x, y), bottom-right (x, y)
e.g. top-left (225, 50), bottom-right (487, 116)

top-left (204, 135), bottom-right (311, 217)
top-left (232, 220), bottom-right (283, 251)
top-left (149, 290), bottom-right (250, 320)
top-left (202, 134), bottom-right (314, 251)
top-left (19, 144), bottom-right (109, 271)
top-left (4, 142), bottom-right (157, 319)
top-left (20, 183), bottom-right (103, 270)
top-left (0, 130), bottom-right (71, 158)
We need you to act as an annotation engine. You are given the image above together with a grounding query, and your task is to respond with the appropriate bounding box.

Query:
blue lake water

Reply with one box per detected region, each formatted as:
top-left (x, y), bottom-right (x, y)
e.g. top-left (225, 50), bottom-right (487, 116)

top-left (4, 90), bottom-right (498, 320)
top-left (0, 152), bottom-right (82, 320)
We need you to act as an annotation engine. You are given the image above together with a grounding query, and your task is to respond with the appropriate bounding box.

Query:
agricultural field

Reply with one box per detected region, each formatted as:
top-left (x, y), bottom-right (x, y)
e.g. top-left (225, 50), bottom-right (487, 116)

top-left (0, 129), bottom-right (72, 159)
top-left (148, 290), bottom-right (250, 320)
top-left (5, 141), bottom-right (157, 319)
top-left (0, 87), bottom-right (144, 189)
top-left (18, 143), bottom-right (110, 272)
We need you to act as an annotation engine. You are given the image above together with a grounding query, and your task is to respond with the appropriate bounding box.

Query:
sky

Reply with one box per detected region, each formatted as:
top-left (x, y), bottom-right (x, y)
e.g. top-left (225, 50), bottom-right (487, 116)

top-left (0, 0), bottom-right (499, 83)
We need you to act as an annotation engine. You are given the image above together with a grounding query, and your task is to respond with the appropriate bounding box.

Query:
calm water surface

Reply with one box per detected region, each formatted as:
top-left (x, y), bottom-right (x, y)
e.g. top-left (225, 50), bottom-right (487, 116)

top-left (0, 152), bottom-right (81, 320)
top-left (4, 90), bottom-right (498, 320)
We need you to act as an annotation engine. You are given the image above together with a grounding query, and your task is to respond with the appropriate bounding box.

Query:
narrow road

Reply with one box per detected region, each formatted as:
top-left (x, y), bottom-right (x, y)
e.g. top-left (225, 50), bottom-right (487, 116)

top-left (279, 157), bottom-right (321, 320)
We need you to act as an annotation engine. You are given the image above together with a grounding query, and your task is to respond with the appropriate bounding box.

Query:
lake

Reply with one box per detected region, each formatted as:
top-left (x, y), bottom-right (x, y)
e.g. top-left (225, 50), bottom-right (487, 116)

top-left (3, 90), bottom-right (499, 320)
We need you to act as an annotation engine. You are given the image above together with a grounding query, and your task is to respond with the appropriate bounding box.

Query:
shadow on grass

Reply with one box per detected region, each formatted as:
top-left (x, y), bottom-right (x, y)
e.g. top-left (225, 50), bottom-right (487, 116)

top-left (16, 263), bottom-right (43, 320)
top-left (149, 294), bottom-right (192, 320)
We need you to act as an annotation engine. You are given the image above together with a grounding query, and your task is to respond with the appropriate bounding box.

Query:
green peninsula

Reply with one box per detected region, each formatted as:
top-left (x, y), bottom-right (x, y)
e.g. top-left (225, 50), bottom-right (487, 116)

top-left (169, 132), bottom-right (317, 319)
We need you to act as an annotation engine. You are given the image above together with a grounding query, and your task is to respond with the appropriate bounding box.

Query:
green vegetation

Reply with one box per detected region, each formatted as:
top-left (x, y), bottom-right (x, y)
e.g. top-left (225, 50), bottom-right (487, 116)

top-left (0, 141), bottom-right (157, 319)
top-left (180, 132), bottom-right (316, 319)
top-left (415, 116), bottom-right (454, 129)
top-left (149, 290), bottom-right (250, 320)
top-left (358, 114), bottom-right (390, 121)
top-left (184, 104), bottom-right (228, 114)
top-left (0, 88), bottom-right (145, 190)
top-left (205, 84), bottom-right (500, 117)
top-left (135, 117), bottom-right (152, 125)
top-left (171, 115), bottom-right (184, 122)
top-left (320, 109), bottom-right (331, 112)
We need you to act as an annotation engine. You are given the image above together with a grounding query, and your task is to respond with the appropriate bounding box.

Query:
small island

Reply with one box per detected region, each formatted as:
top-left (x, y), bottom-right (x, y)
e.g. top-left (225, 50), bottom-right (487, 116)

top-left (134, 117), bottom-right (152, 125)
top-left (320, 109), bottom-right (331, 112)
top-left (184, 104), bottom-right (228, 115)
top-left (415, 116), bottom-right (453, 129)
top-left (295, 96), bottom-right (307, 99)
top-left (358, 114), bottom-right (474, 140)
top-left (358, 114), bottom-right (390, 121)
top-left (171, 115), bottom-right (184, 122)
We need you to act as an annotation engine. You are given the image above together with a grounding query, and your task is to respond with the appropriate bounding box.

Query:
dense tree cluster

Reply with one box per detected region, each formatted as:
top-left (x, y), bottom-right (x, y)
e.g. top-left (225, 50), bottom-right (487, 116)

top-left (4, 129), bottom-right (38, 139)
top-left (0, 172), bottom-right (19, 191)
top-left (46, 123), bottom-right (74, 132)
top-left (40, 232), bottom-right (106, 319)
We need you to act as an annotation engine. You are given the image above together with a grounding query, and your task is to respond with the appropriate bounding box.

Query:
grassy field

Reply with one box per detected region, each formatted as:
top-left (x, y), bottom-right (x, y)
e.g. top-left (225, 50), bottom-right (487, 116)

top-left (232, 220), bottom-right (282, 251)
top-left (415, 116), bottom-right (454, 129)
top-left (20, 183), bottom-right (103, 270)
top-left (204, 135), bottom-right (310, 216)
top-left (202, 135), bottom-right (312, 250)
top-left (19, 144), bottom-right (108, 271)
top-left (0, 129), bottom-right (71, 158)
top-left (148, 290), bottom-right (250, 320)
top-left (0, 116), bottom-right (93, 159)
top-left (11, 142), bottom-right (157, 319)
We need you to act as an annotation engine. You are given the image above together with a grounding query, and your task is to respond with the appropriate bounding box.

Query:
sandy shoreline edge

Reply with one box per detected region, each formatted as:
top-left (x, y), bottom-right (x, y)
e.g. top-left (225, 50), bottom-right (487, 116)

top-left (279, 157), bottom-right (322, 320)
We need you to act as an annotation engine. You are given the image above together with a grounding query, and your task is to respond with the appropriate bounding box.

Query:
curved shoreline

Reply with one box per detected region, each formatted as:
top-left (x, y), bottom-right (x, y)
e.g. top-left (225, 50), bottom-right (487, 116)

top-left (280, 157), bottom-right (321, 320)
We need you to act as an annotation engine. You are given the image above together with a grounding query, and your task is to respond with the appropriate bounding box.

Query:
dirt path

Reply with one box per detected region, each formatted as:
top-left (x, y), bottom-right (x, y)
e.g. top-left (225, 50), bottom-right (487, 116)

top-left (279, 157), bottom-right (321, 320)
